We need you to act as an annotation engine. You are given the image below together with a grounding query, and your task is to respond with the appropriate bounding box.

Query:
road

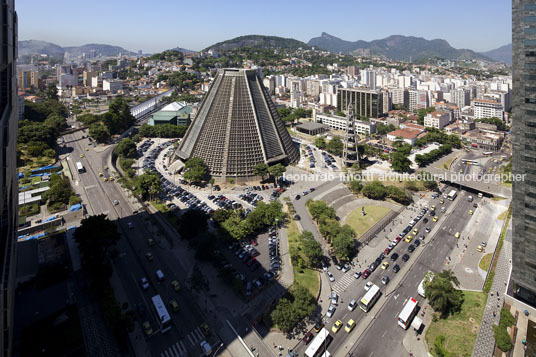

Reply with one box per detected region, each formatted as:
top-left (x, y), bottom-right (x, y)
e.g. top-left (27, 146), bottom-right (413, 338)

top-left (63, 128), bottom-right (213, 356)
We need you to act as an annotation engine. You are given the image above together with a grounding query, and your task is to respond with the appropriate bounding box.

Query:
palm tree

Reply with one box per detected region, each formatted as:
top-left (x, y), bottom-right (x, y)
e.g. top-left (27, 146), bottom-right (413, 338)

top-left (425, 270), bottom-right (464, 317)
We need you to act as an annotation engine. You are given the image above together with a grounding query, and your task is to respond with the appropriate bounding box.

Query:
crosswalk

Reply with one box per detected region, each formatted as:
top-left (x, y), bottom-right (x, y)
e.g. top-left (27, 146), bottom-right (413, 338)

top-left (331, 272), bottom-right (356, 295)
top-left (160, 326), bottom-right (206, 357)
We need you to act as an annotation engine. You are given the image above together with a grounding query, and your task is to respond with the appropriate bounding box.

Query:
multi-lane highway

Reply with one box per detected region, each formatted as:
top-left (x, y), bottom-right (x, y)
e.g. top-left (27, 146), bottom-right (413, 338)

top-left (63, 128), bottom-right (213, 357)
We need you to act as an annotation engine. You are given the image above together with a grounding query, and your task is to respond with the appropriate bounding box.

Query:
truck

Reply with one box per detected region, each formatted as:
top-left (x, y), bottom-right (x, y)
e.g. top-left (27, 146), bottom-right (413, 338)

top-left (447, 189), bottom-right (457, 201)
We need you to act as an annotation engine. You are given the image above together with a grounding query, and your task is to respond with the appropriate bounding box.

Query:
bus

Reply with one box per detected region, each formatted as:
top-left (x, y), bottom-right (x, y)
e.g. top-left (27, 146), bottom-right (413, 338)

top-left (305, 328), bottom-right (332, 357)
top-left (360, 284), bottom-right (381, 312)
top-left (447, 189), bottom-right (457, 201)
top-left (398, 297), bottom-right (419, 329)
top-left (151, 294), bottom-right (171, 333)
top-left (76, 161), bottom-right (85, 173)
top-left (483, 151), bottom-right (493, 157)
top-left (465, 160), bottom-right (479, 165)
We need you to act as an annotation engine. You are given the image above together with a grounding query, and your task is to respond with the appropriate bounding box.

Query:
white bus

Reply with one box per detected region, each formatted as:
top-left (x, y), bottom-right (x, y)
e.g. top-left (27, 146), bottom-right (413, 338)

top-left (447, 189), bottom-right (457, 201)
top-left (305, 328), bottom-right (332, 357)
top-left (465, 160), bottom-right (479, 165)
top-left (76, 161), bottom-right (85, 173)
top-left (151, 294), bottom-right (171, 333)
top-left (359, 284), bottom-right (381, 312)
top-left (483, 151), bottom-right (493, 157)
top-left (398, 297), bottom-right (419, 329)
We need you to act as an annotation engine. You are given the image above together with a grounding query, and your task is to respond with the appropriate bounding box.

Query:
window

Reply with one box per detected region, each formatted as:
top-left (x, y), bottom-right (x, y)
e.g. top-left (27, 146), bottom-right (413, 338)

top-left (527, 52), bottom-right (536, 57)
top-left (526, 86), bottom-right (536, 92)
top-left (527, 133), bottom-right (536, 139)
top-left (526, 27), bottom-right (536, 34)
top-left (525, 75), bottom-right (536, 80)
top-left (527, 110), bottom-right (536, 117)
top-left (526, 16), bottom-right (536, 22)
top-left (527, 63), bottom-right (536, 69)
top-left (526, 40), bottom-right (536, 46)
top-left (527, 144), bottom-right (536, 151)
top-left (527, 98), bottom-right (536, 103)
top-left (526, 156), bottom-right (536, 163)
top-left (526, 4), bottom-right (536, 10)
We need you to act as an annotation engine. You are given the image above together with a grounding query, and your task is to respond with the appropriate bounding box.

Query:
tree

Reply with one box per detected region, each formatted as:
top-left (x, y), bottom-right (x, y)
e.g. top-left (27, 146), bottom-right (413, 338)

top-left (493, 325), bottom-right (513, 352)
top-left (301, 231), bottom-right (323, 267)
top-left (361, 181), bottom-right (388, 200)
top-left (44, 83), bottom-right (59, 100)
top-left (268, 163), bottom-right (286, 182)
top-left (221, 214), bottom-right (251, 240)
top-left (314, 137), bottom-right (326, 149)
top-left (348, 179), bottom-right (363, 194)
top-left (326, 137), bottom-right (343, 156)
top-left (270, 298), bottom-right (295, 332)
top-left (387, 185), bottom-right (412, 205)
top-left (253, 163), bottom-right (269, 180)
top-left (424, 269), bottom-right (463, 317)
top-left (133, 172), bottom-right (162, 200)
top-left (43, 174), bottom-right (75, 209)
top-left (391, 151), bottom-right (412, 173)
top-left (89, 123), bottom-right (110, 143)
top-left (306, 200), bottom-right (336, 223)
top-left (332, 224), bottom-right (356, 261)
top-left (183, 157), bottom-right (209, 183)
top-left (270, 284), bottom-right (315, 333)
top-left (114, 138), bottom-right (137, 158)
top-left (211, 209), bottom-right (233, 224)
top-left (376, 123), bottom-right (396, 135)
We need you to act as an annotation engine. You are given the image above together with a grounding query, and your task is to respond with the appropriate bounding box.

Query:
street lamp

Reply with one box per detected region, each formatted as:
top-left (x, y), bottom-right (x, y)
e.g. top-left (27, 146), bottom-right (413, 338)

top-left (213, 342), bottom-right (224, 356)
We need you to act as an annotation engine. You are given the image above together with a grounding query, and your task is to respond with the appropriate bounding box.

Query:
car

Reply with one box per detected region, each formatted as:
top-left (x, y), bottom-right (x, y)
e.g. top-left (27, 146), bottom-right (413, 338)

top-left (365, 282), bottom-right (374, 291)
top-left (295, 195), bottom-right (301, 200)
top-left (342, 264), bottom-right (351, 273)
top-left (433, 216), bottom-right (439, 222)
top-left (140, 277), bottom-right (149, 290)
top-left (145, 252), bottom-right (153, 261)
top-left (390, 253), bottom-right (399, 261)
top-left (405, 235), bottom-right (413, 243)
top-left (143, 321), bottom-right (153, 336)
top-left (171, 280), bottom-right (180, 292)
top-left (469, 209), bottom-right (473, 215)
top-left (414, 239), bottom-right (421, 247)
top-left (335, 264), bottom-right (343, 271)
top-left (402, 254), bottom-right (410, 262)
top-left (381, 276), bottom-right (390, 285)
top-left (473, 203), bottom-right (478, 208)
top-left (477, 245), bottom-right (484, 252)
top-left (332, 320), bottom-right (343, 333)
top-left (113, 199), bottom-right (119, 205)
top-left (313, 321), bottom-right (324, 332)
top-left (331, 292), bottom-right (339, 305)
top-left (79, 154), bottom-right (84, 158)
top-left (348, 299), bottom-right (357, 311)
top-left (423, 218), bottom-right (429, 223)
top-left (478, 192), bottom-right (483, 198)
top-left (392, 264), bottom-right (400, 273)
top-left (353, 271), bottom-right (362, 279)
top-left (98, 172), bottom-right (103, 177)
top-left (412, 228), bottom-right (419, 235)
top-left (481, 241), bottom-right (487, 247)
top-left (425, 226), bottom-right (431, 233)
top-left (302, 331), bottom-right (314, 344)
top-left (440, 198), bottom-right (444, 204)
top-left (264, 272), bottom-right (275, 281)
top-left (326, 306), bottom-right (336, 318)
top-left (345, 319), bottom-right (356, 333)
top-left (384, 247), bottom-right (391, 255)
top-left (381, 262), bottom-right (389, 270)
top-left (408, 244), bottom-right (415, 252)
top-left (454, 232), bottom-right (460, 239)
top-left (147, 238), bottom-right (155, 246)
top-left (327, 271), bottom-right (335, 282)
top-left (362, 269), bottom-right (371, 279)
top-left (169, 299), bottom-right (179, 312)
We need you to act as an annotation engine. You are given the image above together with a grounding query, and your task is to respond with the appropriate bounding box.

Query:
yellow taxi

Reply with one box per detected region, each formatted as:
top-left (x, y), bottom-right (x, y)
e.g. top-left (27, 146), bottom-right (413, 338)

top-left (454, 232), bottom-right (460, 239)
top-left (433, 216), bottom-right (439, 222)
top-left (98, 172), bottom-right (103, 177)
top-left (332, 320), bottom-right (343, 333)
top-left (143, 321), bottom-right (152, 336)
top-left (145, 252), bottom-right (153, 261)
top-left (147, 238), bottom-right (155, 246)
top-left (109, 176), bottom-right (115, 181)
top-left (405, 235), bottom-right (413, 243)
top-left (412, 228), bottom-right (419, 235)
top-left (460, 168), bottom-right (463, 173)
top-left (103, 177), bottom-right (108, 182)
top-left (171, 280), bottom-right (180, 292)
top-left (469, 210), bottom-right (473, 215)
top-left (431, 205), bottom-right (436, 211)
top-left (169, 299), bottom-right (179, 312)
top-left (381, 262), bottom-right (389, 270)
top-left (345, 319), bottom-right (356, 333)
top-left (104, 166), bottom-right (109, 170)
top-left (440, 198), bottom-right (444, 204)
top-left (477, 245), bottom-right (483, 252)
top-left (79, 154), bottom-right (84, 158)
top-left (85, 147), bottom-right (89, 151)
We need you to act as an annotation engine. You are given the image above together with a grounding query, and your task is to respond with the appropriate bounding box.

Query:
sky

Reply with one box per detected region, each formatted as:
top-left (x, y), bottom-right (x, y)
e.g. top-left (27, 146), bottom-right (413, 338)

top-left (17, 0), bottom-right (512, 54)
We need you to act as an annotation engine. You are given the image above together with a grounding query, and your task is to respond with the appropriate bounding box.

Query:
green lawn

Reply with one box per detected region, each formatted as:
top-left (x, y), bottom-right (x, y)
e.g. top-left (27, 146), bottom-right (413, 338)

top-left (345, 205), bottom-right (391, 238)
top-left (151, 200), bottom-right (169, 213)
top-left (286, 219), bottom-right (319, 297)
top-left (425, 290), bottom-right (487, 357)
top-left (479, 253), bottom-right (493, 271)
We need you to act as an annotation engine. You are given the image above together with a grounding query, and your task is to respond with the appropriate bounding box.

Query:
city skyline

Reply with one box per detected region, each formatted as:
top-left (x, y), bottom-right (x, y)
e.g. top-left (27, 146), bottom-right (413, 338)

top-left (18, 0), bottom-right (511, 53)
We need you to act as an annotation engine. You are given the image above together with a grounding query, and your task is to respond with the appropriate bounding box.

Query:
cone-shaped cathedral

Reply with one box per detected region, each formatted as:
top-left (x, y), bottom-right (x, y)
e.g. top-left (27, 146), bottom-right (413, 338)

top-left (176, 68), bottom-right (299, 179)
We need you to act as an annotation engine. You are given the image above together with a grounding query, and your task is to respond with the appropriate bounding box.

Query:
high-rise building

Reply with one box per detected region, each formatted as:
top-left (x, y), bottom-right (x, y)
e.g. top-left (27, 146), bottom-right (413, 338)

top-left (0, 0), bottom-right (18, 355)
top-left (511, 0), bottom-right (536, 305)
top-left (176, 68), bottom-right (299, 180)
top-left (406, 89), bottom-right (429, 112)
top-left (473, 98), bottom-right (504, 120)
top-left (337, 88), bottom-right (385, 119)
top-left (343, 105), bottom-right (359, 167)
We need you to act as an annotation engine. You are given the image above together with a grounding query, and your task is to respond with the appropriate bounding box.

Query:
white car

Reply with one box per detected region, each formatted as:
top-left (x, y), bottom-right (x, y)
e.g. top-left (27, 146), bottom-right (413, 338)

top-left (391, 239), bottom-right (398, 247)
top-left (113, 200), bottom-right (119, 205)
top-left (140, 277), bottom-right (149, 290)
top-left (348, 299), bottom-right (357, 311)
top-left (365, 282), bottom-right (374, 291)
top-left (127, 222), bottom-right (134, 229)
top-left (326, 305), bottom-right (336, 318)
top-left (327, 271), bottom-right (335, 282)
top-left (331, 292), bottom-right (338, 305)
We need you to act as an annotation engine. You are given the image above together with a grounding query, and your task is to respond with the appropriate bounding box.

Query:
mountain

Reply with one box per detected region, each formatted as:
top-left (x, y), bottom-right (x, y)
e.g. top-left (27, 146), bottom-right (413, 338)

top-left (205, 35), bottom-right (310, 51)
top-left (168, 47), bottom-right (197, 54)
top-left (18, 40), bottom-right (135, 57)
top-left (308, 32), bottom-right (492, 62)
top-left (480, 44), bottom-right (512, 65)
top-left (18, 40), bottom-right (65, 57)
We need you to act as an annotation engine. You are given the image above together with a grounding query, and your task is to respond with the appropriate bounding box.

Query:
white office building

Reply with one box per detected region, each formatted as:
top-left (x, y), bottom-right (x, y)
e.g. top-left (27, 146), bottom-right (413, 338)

top-left (423, 111), bottom-right (450, 129)
top-left (473, 99), bottom-right (504, 120)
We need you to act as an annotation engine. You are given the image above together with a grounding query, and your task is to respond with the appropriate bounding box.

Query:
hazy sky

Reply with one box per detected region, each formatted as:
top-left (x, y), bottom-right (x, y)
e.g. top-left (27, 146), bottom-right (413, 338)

top-left (17, 0), bottom-right (512, 53)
